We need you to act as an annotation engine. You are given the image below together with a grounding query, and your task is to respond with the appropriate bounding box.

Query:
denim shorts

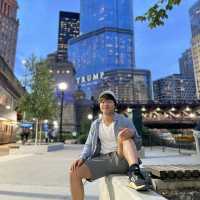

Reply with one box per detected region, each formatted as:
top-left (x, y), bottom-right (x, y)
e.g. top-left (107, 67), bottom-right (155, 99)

top-left (84, 152), bottom-right (129, 181)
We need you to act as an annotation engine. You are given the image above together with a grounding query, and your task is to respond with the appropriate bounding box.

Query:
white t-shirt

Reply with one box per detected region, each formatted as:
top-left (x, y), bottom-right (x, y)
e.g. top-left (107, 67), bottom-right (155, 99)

top-left (99, 121), bottom-right (117, 154)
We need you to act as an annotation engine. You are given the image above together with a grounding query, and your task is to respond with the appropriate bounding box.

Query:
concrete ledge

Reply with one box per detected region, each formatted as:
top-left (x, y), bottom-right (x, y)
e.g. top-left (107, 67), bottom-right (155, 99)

top-left (99, 175), bottom-right (167, 200)
top-left (9, 143), bottom-right (64, 155)
top-left (47, 143), bottom-right (64, 152)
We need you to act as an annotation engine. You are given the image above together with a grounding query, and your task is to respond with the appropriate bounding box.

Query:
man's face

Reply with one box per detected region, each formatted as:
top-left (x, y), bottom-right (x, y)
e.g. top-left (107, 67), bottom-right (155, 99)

top-left (99, 98), bottom-right (115, 115)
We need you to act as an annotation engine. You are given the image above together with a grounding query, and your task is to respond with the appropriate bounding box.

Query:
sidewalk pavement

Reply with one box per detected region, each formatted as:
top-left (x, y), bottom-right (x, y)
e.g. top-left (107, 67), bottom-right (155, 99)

top-left (0, 145), bottom-right (199, 200)
top-left (0, 144), bottom-right (99, 200)
top-left (142, 146), bottom-right (200, 166)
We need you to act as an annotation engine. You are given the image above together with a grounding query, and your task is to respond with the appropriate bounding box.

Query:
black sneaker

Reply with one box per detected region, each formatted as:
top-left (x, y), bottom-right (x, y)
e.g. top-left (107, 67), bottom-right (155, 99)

top-left (128, 164), bottom-right (147, 191)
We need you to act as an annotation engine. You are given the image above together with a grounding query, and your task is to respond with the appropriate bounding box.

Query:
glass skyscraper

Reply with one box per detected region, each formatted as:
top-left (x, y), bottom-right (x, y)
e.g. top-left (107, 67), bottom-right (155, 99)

top-left (179, 48), bottom-right (194, 79)
top-left (80, 0), bottom-right (134, 34)
top-left (190, 0), bottom-right (200, 98)
top-left (57, 11), bottom-right (80, 62)
top-left (190, 0), bottom-right (200, 37)
top-left (68, 0), bottom-right (135, 96)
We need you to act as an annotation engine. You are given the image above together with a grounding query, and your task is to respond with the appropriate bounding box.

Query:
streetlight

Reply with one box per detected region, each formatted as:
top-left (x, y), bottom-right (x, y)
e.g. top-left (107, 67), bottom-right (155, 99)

top-left (189, 113), bottom-right (196, 118)
top-left (87, 114), bottom-right (93, 120)
top-left (156, 107), bottom-right (161, 112)
top-left (58, 82), bottom-right (68, 142)
top-left (141, 106), bottom-right (146, 112)
top-left (5, 105), bottom-right (11, 110)
top-left (171, 107), bottom-right (176, 112)
top-left (185, 106), bottom-right (191, 112)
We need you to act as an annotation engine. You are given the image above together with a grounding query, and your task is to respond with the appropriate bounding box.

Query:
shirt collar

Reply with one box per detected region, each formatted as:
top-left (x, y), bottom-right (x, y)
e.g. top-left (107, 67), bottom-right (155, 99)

top-left (97, 113), bottom-right (120, 123)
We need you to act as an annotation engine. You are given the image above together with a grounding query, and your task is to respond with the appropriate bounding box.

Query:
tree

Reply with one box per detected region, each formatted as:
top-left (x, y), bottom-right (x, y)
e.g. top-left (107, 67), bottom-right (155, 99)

top-left (136, 0), bottom-right (182, 28)
top-left (18, 55), bottom-right (58, 143)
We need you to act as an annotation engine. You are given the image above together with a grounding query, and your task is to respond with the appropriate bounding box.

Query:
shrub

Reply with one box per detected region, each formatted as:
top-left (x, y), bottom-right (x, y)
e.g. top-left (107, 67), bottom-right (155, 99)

top-left (78, 134), bottom-right (87, 144)
top-left (62, 132), bottom-right (78, 140)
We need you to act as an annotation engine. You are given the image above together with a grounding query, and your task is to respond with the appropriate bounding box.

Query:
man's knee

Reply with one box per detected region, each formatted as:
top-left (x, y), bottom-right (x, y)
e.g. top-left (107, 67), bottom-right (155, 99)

top-left (69, 164), bottom-right (92, 180)
top-left (69, 167), bottom-right (81, 180)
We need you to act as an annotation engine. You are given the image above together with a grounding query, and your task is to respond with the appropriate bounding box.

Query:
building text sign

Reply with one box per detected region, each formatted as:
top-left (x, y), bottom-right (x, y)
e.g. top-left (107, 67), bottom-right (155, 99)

top-left (76, 72), bottom-right (104, 84)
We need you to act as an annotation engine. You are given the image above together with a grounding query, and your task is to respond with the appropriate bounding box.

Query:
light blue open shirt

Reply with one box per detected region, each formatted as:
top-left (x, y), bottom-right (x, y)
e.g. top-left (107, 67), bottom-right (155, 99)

top-left (80, 113), bottom-right (141, 160)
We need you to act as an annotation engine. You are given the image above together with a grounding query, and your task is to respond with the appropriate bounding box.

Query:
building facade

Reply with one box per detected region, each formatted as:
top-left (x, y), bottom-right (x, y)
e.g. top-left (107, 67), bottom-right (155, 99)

top-left (44, 11), bottom-right (80, 132)
top-left (179, 48), bottom-right (195, 78)
top-left (190, 0), bottom-right (200, 38)
top-left (46, 54), bottom-right (77, 132)
top-left (80, 0), bottom-right (134, 34)
top-left (0, 55), bottom-right (25, 144)
top-left (0, 56), bottom-right (25, 115)
top-left (0, 0), bottom-right (18, 70)
top-left (190, 0), bottom-right (200, 98)
top-left (68, 0), bottom-right (135, 97)
top-left (92, 69), bottom-right (152, 103)
top-left (153, 74), bottom-right (196, 103)
top-left (57, 11), bottom-right (80, 62)
top-left (47, 54), bottom-right (77, 101)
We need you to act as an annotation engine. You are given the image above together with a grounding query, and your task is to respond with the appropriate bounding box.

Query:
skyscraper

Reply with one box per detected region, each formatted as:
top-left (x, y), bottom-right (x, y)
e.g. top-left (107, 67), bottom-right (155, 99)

top-left (80, 0), bottom-right (134, 34)
top-left (0, 0), bottom-right (19, 70)
top-left (190, 0), bottom-right (200, 98)
top-left (46, 11), bottom-right (80, 132)
top-left (57, 11), bottom-right (80, 62)
top-left (190, 0), bottom-right (200, 38)
top-left (68, 0), bottom-right (135, 97)
top-left (153, 74), bottom-right (196, 103)
top-left (179, 48), bottom-right (194, 78)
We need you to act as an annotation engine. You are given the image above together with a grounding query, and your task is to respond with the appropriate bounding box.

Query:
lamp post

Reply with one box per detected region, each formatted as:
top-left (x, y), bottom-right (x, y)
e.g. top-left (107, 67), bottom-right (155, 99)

top-left (87, 114), bottom-right (93, 121)
top-left (58, 82), bottom-right (68, 142)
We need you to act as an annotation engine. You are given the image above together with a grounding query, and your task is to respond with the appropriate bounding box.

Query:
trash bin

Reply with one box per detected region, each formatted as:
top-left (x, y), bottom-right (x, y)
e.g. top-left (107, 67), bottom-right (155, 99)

top-left (193, 130), bottom-right (200, 155)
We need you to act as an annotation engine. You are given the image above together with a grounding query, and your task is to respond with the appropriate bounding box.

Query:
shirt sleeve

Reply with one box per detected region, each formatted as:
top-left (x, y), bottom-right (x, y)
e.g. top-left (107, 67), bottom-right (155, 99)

top-left (79, 122), bottom-right (94, 160)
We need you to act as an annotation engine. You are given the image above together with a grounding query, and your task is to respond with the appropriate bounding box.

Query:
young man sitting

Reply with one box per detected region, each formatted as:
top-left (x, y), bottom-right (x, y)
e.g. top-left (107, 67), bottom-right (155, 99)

top-left (69, 90), bottom-right (147, 200)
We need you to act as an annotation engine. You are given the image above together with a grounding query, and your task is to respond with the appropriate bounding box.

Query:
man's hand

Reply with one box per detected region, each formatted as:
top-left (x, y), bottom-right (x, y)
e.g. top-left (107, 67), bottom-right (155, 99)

top-left (118, 128), bottom-right (134, 143)
top-left (70, 159), bottom-right (85, 172)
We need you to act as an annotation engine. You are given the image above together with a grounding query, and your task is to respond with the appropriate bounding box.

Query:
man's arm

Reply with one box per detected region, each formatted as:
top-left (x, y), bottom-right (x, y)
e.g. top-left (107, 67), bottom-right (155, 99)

top-left (79, 122), bottom-right (94, 160)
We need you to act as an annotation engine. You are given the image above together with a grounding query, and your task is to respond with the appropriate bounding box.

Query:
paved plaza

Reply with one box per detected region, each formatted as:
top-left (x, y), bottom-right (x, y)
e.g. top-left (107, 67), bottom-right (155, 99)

top-left (0, 144), bottom-right (99, 200)
top-left (0, 144), bottom-right (199, 200)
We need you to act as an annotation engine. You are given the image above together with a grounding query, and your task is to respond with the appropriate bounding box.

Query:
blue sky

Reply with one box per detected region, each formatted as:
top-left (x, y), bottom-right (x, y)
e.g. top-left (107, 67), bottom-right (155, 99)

top-left (14, 0), bottom-right (197, 81)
